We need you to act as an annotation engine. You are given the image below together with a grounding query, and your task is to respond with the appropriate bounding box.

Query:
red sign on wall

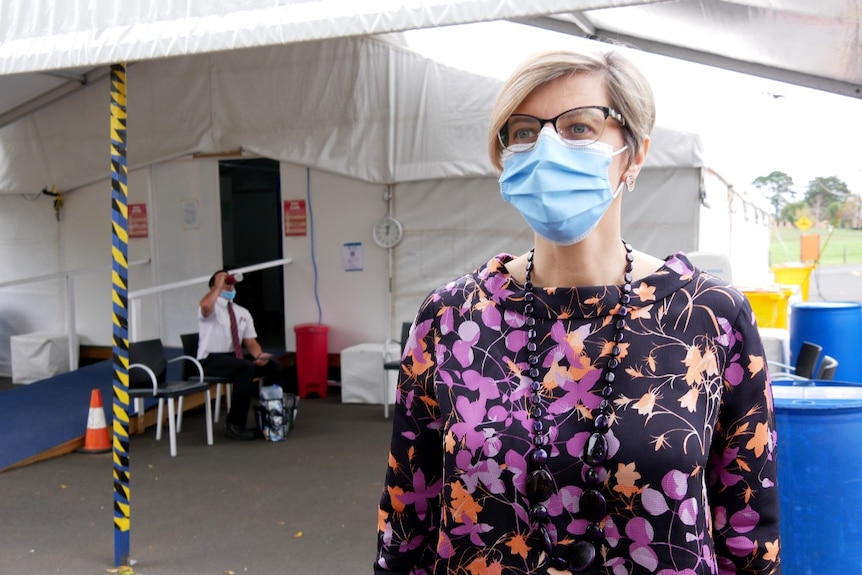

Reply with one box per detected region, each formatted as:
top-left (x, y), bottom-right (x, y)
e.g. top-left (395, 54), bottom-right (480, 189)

top-left (129, 203), bottom-right (148, 238)
top-left (284, 199), bottom-right (307, 237)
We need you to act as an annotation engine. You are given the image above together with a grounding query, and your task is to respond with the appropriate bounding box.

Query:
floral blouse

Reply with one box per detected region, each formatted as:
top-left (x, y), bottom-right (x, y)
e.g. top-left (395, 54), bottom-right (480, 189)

top-left (376, 253), bottom-right (780, 575)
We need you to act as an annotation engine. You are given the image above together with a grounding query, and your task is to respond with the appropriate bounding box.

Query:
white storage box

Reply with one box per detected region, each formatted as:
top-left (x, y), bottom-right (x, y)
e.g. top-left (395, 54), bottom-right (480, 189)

top-left (10, 331), bottom-right (79, 384)
top-left (340, 343), bottom-right (399, 404)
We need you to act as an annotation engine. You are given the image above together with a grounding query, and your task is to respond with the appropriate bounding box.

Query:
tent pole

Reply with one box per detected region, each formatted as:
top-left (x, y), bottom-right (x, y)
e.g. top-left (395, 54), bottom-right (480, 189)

top-left (109, 62), bottom-right (132, 568)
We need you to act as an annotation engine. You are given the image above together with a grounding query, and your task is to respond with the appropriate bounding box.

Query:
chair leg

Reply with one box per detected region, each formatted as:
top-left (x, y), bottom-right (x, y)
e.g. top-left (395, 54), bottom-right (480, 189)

top-left (214, 383), bottom-right (223, 423)
top-left (167, 398), bottom-right (178, 457)
top-left (177, 396), bottom-right (185, 432)
top-left (204, 389), bottom-right (213, 446)
top-left (226, 383), bottom-right (232, 411)
top-left (134, 398), bottom-right (145, 434)
top-left (156, 398), bottom-right (165, 441)
top-left (383, 370), bottom-right (389, 419)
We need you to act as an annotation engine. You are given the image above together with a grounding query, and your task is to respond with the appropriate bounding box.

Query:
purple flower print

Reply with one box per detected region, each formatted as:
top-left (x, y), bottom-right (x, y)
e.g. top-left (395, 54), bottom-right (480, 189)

top-left (481, 303), bottom-right (502, 331)
top-left (505, 327), bottom-right (527, 353)
top-left (450, 395), bottom-right (488, 453)
top-left (395, 468), bottom-right (444, 521)
top-left (642, 487), bottom-right (670, 516)
top-left (450, 513), bottom-right (493, 546)
top-left (709, 446), bottom-right (743, 488)
top-left (459, 457), bottom-right (506, 495)
top-left (665, 254), bottom-right (695, 277)
top-left (661, 469), bottom-right (688, 500)
top-left (463, 369), bottom-right (500, 401)
top-left (549, 367), bottom-right (602, 415)
top-left (729, 505), bottom-right (760, 534)
top-left (452, 321), bottom-right (480, 367)
top-left (483, 271), bottom-right (515, 304)
top-left (625, 517), bottom-right (658, 571)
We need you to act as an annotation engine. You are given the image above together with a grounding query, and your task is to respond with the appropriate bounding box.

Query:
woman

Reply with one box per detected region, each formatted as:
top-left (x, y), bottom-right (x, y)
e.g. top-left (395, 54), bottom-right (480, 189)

top-left (375, 49), bottom-right (780, 575)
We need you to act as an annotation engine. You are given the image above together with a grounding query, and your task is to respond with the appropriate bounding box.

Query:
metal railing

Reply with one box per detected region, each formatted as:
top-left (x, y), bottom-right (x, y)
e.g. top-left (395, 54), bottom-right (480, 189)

top-left (0, 259), bottom-right (150, 371)
top-left (0, 257), bottom-right (292, 372)
top-left (128, 258), bottom-right (293, 342)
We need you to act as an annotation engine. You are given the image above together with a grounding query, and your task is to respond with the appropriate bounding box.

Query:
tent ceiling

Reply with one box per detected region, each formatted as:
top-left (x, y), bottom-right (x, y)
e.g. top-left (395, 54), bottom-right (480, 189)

top-left (0, 0), bottom-right (859, 134)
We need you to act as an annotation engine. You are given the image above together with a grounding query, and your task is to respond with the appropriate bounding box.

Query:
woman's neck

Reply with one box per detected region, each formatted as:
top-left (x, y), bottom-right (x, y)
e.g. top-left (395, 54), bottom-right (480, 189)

top-left (529, 236), bottom-right (630, 288)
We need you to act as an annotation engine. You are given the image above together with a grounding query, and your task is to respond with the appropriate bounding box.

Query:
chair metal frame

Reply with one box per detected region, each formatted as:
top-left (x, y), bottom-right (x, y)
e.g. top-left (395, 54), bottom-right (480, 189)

top-left (180, 332), bottom-right (232, 423)
top-left (769, 341), bottom-right (838, 384)
top-left (382, 322), bottom-right (411, 419)
top-left (129, 338), bottom-right (214, 457)
top-left (816, 355), bottom-right (838, 381)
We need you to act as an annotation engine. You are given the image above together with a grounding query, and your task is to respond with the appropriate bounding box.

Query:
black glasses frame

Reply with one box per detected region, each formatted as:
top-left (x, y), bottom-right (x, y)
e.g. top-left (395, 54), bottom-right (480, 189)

top-left (499, 105), bottom-right (626, 150)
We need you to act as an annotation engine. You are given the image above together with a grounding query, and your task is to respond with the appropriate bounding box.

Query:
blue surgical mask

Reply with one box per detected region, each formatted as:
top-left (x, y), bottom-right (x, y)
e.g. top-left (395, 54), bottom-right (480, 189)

top-left (499, 127), bottom-right (627, 245)
top-left (221, 290), bottom-right (236, 301)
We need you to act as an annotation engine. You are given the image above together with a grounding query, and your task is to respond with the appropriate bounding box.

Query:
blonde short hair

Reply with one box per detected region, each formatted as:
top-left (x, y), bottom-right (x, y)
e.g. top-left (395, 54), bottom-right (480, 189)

top-left (488, 49), bottom-right (656, 172)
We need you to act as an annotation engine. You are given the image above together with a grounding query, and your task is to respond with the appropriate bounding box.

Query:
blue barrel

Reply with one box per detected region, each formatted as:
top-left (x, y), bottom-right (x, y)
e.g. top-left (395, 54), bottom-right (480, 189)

top-left (774, 381), bottom-right (862, 573)
top-left (790, 302), bottom-right (862, 382)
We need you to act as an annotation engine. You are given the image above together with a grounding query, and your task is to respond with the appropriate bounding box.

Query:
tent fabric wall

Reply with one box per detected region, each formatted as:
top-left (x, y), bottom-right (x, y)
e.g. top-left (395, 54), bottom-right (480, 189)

top-left (0, 0), bottom-right (633, 76)
top-left (392, 177), bottom-right (533, 328)
top-left (0, 36), bottom-right (501, 197)
top-left (0, 33), bottom-right (769, 368)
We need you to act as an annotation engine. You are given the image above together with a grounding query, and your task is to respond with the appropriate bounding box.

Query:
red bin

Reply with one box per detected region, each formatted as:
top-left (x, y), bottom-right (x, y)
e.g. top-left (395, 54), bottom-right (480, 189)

top-left (294, 323), bottom-right (329, 398)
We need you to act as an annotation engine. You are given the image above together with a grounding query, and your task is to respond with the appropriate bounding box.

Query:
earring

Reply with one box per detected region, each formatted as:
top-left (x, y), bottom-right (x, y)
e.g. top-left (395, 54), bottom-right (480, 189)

top-left (625, 174), bottom-right (636, 192)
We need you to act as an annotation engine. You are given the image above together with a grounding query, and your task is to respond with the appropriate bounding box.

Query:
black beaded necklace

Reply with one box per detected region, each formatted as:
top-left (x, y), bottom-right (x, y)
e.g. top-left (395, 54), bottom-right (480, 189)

top-left (523, 240), bottom-right (634, 572)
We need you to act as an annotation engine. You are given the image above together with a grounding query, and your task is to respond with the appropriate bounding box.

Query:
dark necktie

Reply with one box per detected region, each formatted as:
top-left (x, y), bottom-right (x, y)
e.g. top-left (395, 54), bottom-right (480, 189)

top-left (227, 302), bottom-right (242, 358)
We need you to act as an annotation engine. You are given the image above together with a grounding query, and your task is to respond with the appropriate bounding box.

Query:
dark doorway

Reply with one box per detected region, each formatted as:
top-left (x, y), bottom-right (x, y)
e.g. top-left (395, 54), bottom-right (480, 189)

top-left (219, 158), bottom-right (285, 349)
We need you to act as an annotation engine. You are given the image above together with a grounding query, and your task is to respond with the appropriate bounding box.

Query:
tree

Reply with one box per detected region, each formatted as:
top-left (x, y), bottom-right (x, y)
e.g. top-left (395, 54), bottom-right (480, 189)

top-left (780, 200), bottom-right (810, 225)
top-left (752, 171), bottom-right (795, 221)
top-left (805, 176), bottom-right (850, 224)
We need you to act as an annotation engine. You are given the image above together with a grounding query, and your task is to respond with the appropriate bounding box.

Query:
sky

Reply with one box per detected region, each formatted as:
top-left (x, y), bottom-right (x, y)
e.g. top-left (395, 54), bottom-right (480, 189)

top-left (403, 21), bottom-right (862, 199)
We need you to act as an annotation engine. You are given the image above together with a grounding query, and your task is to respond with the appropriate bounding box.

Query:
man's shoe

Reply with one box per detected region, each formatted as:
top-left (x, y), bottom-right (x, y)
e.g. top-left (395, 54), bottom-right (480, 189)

top-left (225, 423), bottom-right (257, 441)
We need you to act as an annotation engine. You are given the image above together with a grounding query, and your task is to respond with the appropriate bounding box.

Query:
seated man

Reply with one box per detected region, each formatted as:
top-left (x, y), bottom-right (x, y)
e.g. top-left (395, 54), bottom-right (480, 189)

top-left (198, 269), bottom-right (290, 440)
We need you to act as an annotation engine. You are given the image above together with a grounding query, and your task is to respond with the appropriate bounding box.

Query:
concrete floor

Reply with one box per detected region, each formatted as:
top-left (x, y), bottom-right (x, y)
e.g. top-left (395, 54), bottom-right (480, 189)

top-left (0, 391), bottom-right (393, 575)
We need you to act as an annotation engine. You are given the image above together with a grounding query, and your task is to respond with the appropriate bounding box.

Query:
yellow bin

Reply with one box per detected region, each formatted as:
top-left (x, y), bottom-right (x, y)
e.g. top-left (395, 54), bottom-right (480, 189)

top-left (771, 263), bottom-right (815, 301)
top-left (741, 288), bottom-right (793, 329)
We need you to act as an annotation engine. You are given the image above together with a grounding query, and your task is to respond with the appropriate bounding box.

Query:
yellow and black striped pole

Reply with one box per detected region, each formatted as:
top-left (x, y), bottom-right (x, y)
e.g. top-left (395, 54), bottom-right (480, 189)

top-left (109, 62), bottom-right (132, 567)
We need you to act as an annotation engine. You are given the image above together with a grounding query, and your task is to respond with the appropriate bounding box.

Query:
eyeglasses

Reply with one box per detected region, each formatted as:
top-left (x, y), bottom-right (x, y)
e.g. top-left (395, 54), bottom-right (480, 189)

top-left (499, 105), bottom-right (626, 153)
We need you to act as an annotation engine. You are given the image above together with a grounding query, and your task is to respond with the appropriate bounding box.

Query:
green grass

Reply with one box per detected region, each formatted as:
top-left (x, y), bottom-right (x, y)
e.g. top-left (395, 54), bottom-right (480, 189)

top-left (770, 226), bottom-right (862, 266)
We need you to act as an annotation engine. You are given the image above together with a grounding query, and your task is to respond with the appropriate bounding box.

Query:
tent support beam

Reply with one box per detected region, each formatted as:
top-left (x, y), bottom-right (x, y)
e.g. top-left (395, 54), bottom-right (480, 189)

top-left (516, 16), bottom-right (862, 100)
top-left (0, 67), bottom-right (111, 130)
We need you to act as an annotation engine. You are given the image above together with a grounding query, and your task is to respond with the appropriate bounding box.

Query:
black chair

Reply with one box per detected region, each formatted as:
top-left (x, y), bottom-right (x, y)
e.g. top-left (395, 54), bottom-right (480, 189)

top-left (129, 338), bottom-right (214, 457)
top-left (382, 322), bottom-right (411, 419)
top-left (768, 341), bottom-right (823, 384)
top-left (817, 355), bottom-right (839, 381)
top-left (180, 333), bottom-right (232, 423)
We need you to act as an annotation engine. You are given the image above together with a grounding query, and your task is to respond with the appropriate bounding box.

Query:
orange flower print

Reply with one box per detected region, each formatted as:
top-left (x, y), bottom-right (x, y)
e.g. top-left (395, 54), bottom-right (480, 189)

top-left (388, 485), bottom-right (406, 513)
top-left (764, 539), bottom-right (780, 562)
top-left (614, 462), bottom-right (642, 497)
top-left (634, 281), bottom-right (657, 301)
top-left (745, 421), bottom-right (771, 458)
top-left (450, 481), bottom-right (482, 524)
top-left (635, 390), bottom-right (658, 419)
top-left (682, 345), bottom-right (717, 385)
top-left (747, 353), bottom-right (765, 376)
top-left (679, 387), bottom-right (700, 413)
top-left (506, 534), bottom-right (530, 559)
top-left (629, 304), bottom-right (653, 321)
top-left (467, 556), bottom-right (503, 575)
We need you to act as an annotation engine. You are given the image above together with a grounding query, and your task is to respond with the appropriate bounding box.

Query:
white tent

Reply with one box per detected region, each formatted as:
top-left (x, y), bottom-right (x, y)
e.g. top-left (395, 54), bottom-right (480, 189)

top-left (0, 33), bottom-right (771, 379)
top-left (0, 2), bottom-right (781, 379)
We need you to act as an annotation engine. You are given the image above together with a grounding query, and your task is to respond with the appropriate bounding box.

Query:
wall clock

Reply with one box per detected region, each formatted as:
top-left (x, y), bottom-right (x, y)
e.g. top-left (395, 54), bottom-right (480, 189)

top-left (372, 215), bottom-right (403, 248)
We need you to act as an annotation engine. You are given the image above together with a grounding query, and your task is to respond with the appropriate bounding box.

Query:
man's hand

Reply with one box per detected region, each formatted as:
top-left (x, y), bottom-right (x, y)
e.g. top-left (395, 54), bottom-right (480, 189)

top-left (213, 272), bottom-right (228, 289)
top-left (253, 352), bottom-right (272, 366)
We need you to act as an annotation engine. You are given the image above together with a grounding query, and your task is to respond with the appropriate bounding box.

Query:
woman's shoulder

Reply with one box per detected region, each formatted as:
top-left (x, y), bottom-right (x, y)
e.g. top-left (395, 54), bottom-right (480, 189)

top-left (418, 253), bottom-right (517, 310)
top-left (637, 251), bottom-right (747, 307)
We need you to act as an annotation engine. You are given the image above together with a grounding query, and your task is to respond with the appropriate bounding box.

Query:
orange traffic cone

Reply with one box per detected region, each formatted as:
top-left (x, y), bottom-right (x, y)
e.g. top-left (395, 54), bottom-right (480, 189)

top-left (79, 389), bottom-right (111, 453)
